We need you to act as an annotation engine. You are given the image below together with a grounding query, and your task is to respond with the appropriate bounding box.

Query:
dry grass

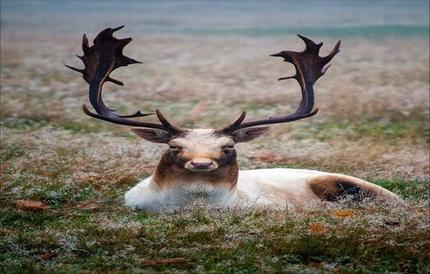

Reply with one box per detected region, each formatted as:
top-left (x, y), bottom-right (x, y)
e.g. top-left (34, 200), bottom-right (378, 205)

top-left (1, 32), bottom-right (429, 272)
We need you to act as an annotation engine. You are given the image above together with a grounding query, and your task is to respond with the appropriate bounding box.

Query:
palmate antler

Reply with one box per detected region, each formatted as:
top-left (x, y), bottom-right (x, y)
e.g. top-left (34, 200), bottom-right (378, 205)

top-left (66, 26), bottom-right (182, 134)
top-left (221, 35), bottom-right (341, 133)
top-left (67, 27), bottom-right (340, 138)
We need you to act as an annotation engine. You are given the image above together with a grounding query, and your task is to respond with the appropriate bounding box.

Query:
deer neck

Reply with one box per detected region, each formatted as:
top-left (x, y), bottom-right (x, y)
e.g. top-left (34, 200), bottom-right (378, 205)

top-left (152, 151), bottom-right (239, 191)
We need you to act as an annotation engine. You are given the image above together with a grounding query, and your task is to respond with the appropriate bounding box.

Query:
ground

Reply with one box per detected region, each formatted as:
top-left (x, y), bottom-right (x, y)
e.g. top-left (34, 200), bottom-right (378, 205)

top-left (1, 33), bottom-right (429, 273)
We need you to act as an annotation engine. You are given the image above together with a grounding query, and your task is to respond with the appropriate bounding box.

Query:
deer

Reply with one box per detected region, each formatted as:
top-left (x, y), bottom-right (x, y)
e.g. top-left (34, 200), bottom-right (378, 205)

top-left (67, 26), bottom-right (403, 211)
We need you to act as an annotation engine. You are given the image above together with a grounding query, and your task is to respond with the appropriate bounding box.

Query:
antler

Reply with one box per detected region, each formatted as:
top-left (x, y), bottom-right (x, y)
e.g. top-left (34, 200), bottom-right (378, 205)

top-left (66, 26), bottom-right (182, 134)
top-left (221, 35), bottom-right (341, 133)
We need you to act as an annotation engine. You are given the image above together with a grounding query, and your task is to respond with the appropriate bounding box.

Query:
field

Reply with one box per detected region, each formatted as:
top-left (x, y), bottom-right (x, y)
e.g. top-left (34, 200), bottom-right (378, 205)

top-left (1, 31), bottom-right (429, 273)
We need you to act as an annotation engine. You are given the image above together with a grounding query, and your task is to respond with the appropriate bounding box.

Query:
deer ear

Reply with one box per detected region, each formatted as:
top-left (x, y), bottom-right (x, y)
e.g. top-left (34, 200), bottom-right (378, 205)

top-left (131, 128), bottom-right (171, 143)
top-left (231, 127), bottom-right (270, 143)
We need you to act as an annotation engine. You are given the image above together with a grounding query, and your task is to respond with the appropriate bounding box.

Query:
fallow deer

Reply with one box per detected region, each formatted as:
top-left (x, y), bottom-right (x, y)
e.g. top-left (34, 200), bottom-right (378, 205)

top-left (67, 27), bottom-right (403, 211)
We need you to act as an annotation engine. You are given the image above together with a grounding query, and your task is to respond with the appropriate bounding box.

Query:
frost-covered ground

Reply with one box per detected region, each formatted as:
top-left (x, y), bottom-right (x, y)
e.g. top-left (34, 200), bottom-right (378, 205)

top-left (1, 1), bottom-right (430, 269)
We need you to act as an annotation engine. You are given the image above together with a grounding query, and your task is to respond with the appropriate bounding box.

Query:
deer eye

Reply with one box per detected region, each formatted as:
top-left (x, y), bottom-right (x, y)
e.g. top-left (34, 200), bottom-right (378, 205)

top-left (169, 145), bottom-right (182, 151)
top-left (222, 145), bottom-right (235, 153)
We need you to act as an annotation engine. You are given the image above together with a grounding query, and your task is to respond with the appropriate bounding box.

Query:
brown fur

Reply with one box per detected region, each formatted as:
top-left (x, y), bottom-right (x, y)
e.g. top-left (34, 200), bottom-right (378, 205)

top-left (153, 151), bottom-right (239, 190)
top-left (307, 175), bottom-right (396, 202)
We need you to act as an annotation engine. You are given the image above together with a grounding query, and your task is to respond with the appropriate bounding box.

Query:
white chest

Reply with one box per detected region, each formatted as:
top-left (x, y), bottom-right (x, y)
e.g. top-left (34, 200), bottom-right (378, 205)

top-left (124, 168), bottom-right (328, 211)
top-left (124, 179), bottom-right (239, 211)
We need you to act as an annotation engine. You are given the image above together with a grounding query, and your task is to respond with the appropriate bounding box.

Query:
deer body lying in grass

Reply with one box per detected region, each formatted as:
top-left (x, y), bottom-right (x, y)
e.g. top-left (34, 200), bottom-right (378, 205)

top-left (67, 27), bottom-right (402, 211)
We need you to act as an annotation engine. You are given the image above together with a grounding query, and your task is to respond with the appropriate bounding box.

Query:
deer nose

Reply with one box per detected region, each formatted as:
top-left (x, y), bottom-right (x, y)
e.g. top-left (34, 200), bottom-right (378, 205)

top-left (190, 160), bottom-right (213, 169)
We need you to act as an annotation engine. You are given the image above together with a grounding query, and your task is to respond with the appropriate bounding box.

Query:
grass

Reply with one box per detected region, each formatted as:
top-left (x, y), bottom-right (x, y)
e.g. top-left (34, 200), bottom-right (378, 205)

top-left (372, 179), bottom-right (429, 201)
top-left (1, 190), bottom-right (429, 273)
top-left (1, 125), bottom-right (428, 273)
top-left (293, 117), bottom-right (429, 144)
top-left (1, 34), bottom-right (429, 272)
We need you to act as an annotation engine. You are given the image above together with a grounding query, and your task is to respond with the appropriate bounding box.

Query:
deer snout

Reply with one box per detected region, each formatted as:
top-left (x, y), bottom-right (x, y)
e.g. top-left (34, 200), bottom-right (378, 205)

top-left (192, 160), bottom-right (212, 169)
top-left (185, 158), bottom-right (218, 172)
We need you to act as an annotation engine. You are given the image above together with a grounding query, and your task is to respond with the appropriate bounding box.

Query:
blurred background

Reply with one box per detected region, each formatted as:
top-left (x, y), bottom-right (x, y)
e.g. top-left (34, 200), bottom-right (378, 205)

top-left (1, 0), bottom-right (429, 185)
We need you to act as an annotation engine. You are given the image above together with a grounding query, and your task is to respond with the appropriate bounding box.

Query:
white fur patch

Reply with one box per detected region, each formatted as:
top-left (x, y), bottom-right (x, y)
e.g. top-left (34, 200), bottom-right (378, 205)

top-left (124, 168), bottom-right (402, 211)
top-left (170, 129), bottom-right (233, 155)
top-left (125, 177), bottom-right (239, 212)
top-left (124, 168), bottom-right (329, 211)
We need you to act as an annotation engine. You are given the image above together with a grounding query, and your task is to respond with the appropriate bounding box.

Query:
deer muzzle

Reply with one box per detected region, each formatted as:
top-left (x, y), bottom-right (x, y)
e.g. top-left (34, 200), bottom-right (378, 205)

top-left (185, 158), bottom-right (219, 172)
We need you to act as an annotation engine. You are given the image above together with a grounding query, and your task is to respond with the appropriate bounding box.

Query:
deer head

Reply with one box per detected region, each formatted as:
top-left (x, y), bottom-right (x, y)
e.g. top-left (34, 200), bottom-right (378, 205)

top-left (67, 26), bottom-right (340, 174)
